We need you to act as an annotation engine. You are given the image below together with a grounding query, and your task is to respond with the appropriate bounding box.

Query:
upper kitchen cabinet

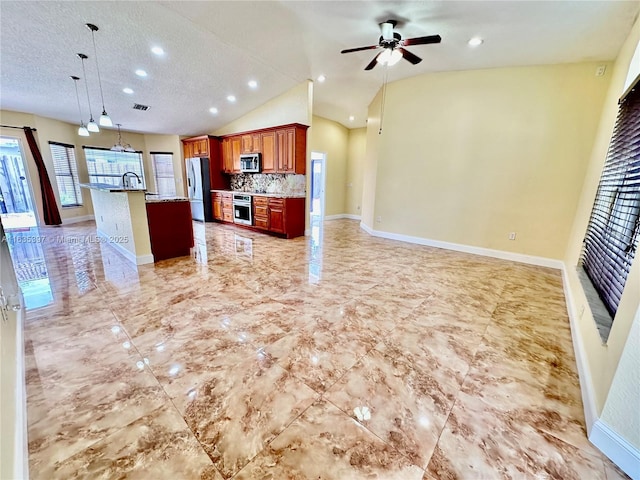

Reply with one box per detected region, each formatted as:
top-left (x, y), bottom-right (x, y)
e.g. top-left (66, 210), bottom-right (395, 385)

top-left (231, 137), bottom-right (242, 172)
top-left (261, 131), bottom-right (276, 173)
top-left (182, 136), bottom-right (210, 159)
top-left (221, 137), bottom-right (242, 173)
top-left (241, 133), bottom-right (262, 154)
top-left (275, 125), bottom-right (306, 174)
top-left (222, 124), bottom-right (308, 175)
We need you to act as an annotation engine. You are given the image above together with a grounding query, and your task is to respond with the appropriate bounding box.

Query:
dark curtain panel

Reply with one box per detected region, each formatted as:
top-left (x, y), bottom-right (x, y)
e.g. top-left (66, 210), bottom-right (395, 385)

top-left (23, 127), bottom-right (62, 225)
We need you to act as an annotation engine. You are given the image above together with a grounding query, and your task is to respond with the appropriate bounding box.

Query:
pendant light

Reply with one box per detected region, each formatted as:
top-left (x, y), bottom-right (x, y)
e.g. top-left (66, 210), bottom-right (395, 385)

top-left (71, 76), bottom-right (90, 137)
top-left (86, 23), bottom-right (112, 127)
top-left (77, 53), bottom-right (99, 132)
top-left (111, 124), bottom-right (135, 152)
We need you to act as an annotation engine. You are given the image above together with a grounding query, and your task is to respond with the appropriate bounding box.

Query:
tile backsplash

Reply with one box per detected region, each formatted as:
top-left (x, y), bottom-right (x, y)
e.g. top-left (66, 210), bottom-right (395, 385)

top-left (230, 174), bottom-right (306, 195)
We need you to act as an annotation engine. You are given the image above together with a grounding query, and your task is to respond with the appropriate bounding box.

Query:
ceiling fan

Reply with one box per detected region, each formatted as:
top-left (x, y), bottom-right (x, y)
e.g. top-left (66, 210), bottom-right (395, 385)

top-left (341, 20), bottom-right (441, 70)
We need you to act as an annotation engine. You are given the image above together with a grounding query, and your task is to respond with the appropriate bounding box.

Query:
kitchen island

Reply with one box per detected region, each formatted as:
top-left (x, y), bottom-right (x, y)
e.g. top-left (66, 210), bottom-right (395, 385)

top-left (80, 183), bottom-right (193, 264)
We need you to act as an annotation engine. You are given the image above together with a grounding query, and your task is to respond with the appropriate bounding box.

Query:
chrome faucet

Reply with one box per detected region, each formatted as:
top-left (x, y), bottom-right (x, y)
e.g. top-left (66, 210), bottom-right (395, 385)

top-left (122, 171), bottom-right (141, 189)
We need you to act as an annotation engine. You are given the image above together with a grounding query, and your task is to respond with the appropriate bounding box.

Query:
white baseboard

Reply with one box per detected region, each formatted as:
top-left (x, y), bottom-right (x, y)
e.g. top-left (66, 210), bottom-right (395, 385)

top-left (561, 267), bottom-right (599, 434)
top-left (324, 214), bottom-right (361, 221)
top-left (358, 222), bottom-right (563, 269)
top-left (96, 229), bottom-right (154, 265)
top-left (62, 214), bottom-right (95, 225)
top-left (590, 419), bottom-right (640, 480)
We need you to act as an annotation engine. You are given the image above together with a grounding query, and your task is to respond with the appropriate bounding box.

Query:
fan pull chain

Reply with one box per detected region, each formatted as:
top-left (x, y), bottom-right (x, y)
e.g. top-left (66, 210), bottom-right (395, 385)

top-left (379, 65), bottom-right (389, 134)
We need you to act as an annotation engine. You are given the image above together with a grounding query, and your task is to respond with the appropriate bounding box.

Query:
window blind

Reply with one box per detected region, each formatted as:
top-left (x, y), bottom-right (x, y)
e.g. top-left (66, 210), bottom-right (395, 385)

top-left (581, 82), bottom-right (640, 317)
top-left (49, 141), bottom-right (82, 207)
top-left (151, 152), bottom-right (176, 196)
top-left (83, 147), bottom-right (145, 188)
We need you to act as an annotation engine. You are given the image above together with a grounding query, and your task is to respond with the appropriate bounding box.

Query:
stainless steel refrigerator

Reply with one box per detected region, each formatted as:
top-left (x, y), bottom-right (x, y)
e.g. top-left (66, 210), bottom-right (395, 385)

top-left (186, 157), bottom-right (213, 222)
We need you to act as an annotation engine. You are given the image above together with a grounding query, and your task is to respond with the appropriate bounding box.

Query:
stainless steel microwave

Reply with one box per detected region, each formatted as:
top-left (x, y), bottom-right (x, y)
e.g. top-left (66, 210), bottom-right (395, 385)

top-left (239, 153), bottom-right (261, 173)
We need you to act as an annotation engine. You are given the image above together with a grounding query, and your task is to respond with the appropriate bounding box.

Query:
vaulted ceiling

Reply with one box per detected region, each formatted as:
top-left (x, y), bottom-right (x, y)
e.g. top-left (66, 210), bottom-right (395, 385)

top-left (1, 1), bottom-right (638, 135)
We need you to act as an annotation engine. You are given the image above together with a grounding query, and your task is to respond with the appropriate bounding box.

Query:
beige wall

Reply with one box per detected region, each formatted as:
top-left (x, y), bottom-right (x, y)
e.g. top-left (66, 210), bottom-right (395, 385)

top-left (213, 81), bottom-right (312, 136)
top-left (563, 17), bottom-right (640, 418)
top-left (308, 115), bottom-right (349, 216)
top-left (345, 127), bottom-right (366, 217)
top-left (0, 110), bottom-right (183, 223)
top-left (361, 62), bottom-right (611, 260)
top-left (600, 309), bottom-right (640, 450)
top-left (143, 133), bottom-right (185, 197)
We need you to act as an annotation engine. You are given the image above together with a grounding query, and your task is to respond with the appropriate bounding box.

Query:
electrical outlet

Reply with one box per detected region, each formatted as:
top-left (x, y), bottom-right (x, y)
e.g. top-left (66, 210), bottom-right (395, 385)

top-left (376, 216), bottom-right (382, 223)
top-left (596, 65), bottom-right (606, 77)
top-left (509, 232), bottom-right (517, 240)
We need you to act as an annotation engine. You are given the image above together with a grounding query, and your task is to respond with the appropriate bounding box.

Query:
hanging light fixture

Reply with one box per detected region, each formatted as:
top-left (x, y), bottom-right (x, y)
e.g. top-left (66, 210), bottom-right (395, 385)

top-left (111, 124), bottom-right (135, 152)
top-left (77, 53), bottom-right (99, 132)
top-left (86, 23), bottom-right (113, 127)
top-left (71, 76), bottom-right (90, 137)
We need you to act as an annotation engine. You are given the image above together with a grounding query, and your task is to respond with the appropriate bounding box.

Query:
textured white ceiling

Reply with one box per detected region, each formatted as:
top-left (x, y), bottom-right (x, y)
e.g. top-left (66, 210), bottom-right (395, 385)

top-left (0, 1), bottom-right (638, 135)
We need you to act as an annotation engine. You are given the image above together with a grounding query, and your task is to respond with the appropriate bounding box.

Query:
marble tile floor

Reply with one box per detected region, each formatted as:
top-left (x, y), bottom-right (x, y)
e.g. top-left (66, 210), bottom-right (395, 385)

top-left (10, 219), bottom-right (629, 479)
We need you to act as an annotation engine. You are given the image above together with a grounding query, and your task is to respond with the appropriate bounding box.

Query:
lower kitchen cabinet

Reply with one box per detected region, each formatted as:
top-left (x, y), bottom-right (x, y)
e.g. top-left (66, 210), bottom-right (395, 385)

top-left (146, 200), bottom-right (194, 261)
top-left (213, 192), bottom-right (304, 238)
top-left (258, 196), bottom-right (304, 238)
top-left (253, 195), bottom-right (269, 230)
top-left (268, 198), bottom-right (285, 234)
top-left (212, 192), bottom-right (233, 222)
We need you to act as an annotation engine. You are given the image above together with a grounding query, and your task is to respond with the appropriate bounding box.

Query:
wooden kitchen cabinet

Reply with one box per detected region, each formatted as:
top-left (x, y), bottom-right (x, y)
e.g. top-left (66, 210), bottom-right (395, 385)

top-left (241, 134), bottom-right (262, 154)
top-left (183, 136), bottom-right (210, 158)
top-left (221, 192), bottom-right (233, 222)
top-left (221, 138), bottom-right (232, 173)
top-left (261, 131), bottom-right (276, 173)
top-left (231, 137), bottom-right (242, 173)
top-left (220, 123), bottom-right (308, 175)
top-left (212, 193), bottom-right (223, 220)
top-left (250, 195), bottom-right (305, 238)
top-left (268, 198), bottom-right (285, 234)
top-left (183, 141), bottom-right (194, 160)
top-left (252, 195), bottom-right (269, 230)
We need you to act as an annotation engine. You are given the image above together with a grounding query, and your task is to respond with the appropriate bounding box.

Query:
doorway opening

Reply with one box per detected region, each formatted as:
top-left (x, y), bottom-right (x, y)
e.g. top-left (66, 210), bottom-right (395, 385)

top-left (310, 152), bottom-right (326, 218)
top-left (0, 136), bottom-right (37, 229)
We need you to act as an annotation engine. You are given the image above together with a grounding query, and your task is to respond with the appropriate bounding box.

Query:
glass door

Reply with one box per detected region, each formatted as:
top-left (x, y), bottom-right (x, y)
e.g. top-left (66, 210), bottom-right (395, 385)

top-left (0, 136), bottom-right (37, 229)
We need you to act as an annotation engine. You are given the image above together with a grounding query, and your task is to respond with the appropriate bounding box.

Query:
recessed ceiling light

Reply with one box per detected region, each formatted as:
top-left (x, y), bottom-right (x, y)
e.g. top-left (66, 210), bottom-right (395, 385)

top-left (468, 37), bottom-right (484, 47)
top-left (248, 80), bottom-right (258, 89)
top-left (209, 107), bottom-right (218, 114)
top-left (123, 87), bottom-right (134, 94)
top-left (151, 46), bottom-right (164, 56)
top-left (227, 95), bottom-right (236, 102)
top-left (349, 115), bottom-right (355, 122)
top-left (317, 75), bottom-right (326, 83)
top-left (135, 69), bottom-right (147, 77)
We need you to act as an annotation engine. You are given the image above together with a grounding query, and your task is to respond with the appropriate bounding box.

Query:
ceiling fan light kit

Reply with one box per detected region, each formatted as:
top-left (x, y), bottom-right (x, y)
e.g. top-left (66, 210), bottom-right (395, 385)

top-left (341, 19), bottom-right (442, 134)
top-left (341, 19), bottom-right (441, 70)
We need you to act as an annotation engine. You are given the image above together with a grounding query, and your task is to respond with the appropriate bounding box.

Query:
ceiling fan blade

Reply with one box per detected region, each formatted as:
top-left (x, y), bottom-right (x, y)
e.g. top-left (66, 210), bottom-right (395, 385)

top-left (403, 34), bottom-right (442, 46)
top-left (364, 52), bottom-right (383, 70)
top-left (341, 45), bottom-right (379, 54)
top-left (398, 47), bottom-right (422, 65)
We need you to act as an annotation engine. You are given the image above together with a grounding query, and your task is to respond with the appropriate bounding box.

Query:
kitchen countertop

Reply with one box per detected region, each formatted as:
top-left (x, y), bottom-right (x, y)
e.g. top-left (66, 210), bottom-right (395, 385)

top-left (80, 183), bottom-right (146, 193)
top-left (145, 195), bottom-right (189, 203)
top-left (211, 189), bottom-right (306, 199)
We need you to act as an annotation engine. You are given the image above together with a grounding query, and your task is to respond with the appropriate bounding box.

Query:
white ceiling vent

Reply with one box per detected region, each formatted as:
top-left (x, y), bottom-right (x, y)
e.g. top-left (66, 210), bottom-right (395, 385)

top-left (132, 103), bottom-right (150, 111)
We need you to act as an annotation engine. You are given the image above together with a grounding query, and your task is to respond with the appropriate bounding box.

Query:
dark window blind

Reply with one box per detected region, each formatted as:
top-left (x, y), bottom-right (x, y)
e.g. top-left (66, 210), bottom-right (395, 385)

top-left (151, 152), bottom-right (176, 196)
top-left (49, 141), bottom-right (82, 207)
top-left (83, 147), bottom-right (145, 188)
top-left (581, 83), bottom-right (640, 317)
